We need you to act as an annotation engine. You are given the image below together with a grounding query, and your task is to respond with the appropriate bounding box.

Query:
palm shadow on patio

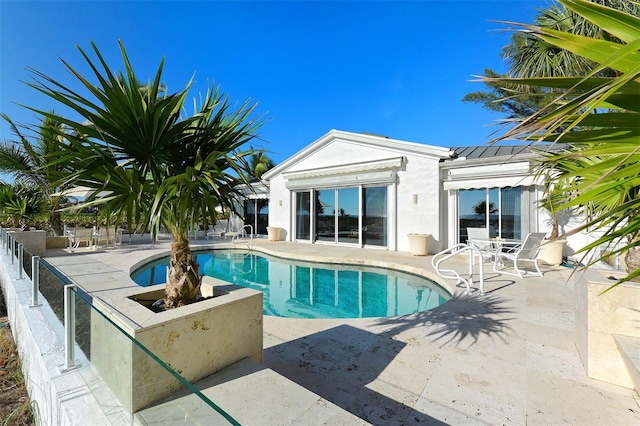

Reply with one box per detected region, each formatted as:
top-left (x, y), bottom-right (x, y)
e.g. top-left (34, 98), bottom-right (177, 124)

top-left (375, 292), bottom-right (516, 348)
top-left (263, 324), bottom-right (447, 425)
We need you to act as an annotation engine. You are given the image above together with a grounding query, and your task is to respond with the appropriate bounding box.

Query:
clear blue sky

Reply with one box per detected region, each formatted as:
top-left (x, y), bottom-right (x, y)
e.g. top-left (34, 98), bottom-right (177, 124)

top-left (1, 0), bottom-right (546, 167)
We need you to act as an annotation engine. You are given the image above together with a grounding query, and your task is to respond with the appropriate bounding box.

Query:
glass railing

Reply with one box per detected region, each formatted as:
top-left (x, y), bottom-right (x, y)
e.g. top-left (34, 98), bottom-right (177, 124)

top-left (1, 227), bottom-right (239, 425)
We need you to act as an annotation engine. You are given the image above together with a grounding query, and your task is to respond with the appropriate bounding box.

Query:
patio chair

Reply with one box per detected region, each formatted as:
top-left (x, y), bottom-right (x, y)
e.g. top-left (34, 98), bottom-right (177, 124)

top-left (493, 232), bottom-right (547, 278)
top-left (466, 227), bottom-right (493, 264)
top-left (65, 228), bottom-right (80, 252)
top-left (207, 220), bottom-right (228, 240)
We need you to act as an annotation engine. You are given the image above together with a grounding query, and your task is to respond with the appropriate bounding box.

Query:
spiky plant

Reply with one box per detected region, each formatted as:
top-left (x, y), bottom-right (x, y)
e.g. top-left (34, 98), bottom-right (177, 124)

top-left (24, 41), bottom-right (264, 307)
top-left (483, 0), bottom-right (640, 285)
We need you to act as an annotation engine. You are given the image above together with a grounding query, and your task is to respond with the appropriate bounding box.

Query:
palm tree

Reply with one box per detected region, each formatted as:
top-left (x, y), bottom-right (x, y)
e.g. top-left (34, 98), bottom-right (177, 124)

top-left (25, 41), bottom-right (265, 308)
top-left (463, 1), bottom-right (639, 119)
top-left (482, 0), bottom-right (640, 284)
top-left (0, 113), bottom-right (71, 235)
top-left (0, 182), bottom-right (47, 230)
top-left (249, 147), bottom-right (275, 179)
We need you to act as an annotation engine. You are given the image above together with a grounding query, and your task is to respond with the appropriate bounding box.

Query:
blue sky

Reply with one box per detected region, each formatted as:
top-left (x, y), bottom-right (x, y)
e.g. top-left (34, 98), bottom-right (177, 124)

top-left (1, 0), bottom-right (546, 167)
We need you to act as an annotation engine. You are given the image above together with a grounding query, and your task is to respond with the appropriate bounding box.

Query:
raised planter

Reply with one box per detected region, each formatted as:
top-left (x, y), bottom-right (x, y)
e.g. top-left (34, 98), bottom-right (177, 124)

top-left (537, 239), bottom-right (567, 266)
top-left (91, 277), bottom-right (263, 413)
top-left (408, 233), bottom-right (431, 256)
top-left (575, 268), bottom-right (640, 389)
top-left (7, 229), bottom-right (46, 257)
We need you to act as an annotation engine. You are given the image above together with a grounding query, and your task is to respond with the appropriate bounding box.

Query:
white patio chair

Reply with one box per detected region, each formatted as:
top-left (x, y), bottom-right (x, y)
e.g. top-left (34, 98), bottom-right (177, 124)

top-left (206, 220), bottom-right (228, 240)
top-left (466, 227), bottom-right (493, 264)
top-left (66, 228), bottom-right (80, 252)
top-left (493, 232), bottom-right (547, 278)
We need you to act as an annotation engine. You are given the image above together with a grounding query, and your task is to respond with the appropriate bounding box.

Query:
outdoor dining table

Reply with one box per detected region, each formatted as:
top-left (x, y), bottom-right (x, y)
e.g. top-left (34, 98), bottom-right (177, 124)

top-left (467, 237), bottom-right (522, 263)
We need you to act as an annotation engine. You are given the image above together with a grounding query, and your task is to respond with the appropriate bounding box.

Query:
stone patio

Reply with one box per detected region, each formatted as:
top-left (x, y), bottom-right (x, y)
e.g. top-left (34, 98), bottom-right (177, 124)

top-left (3, 236), bottom-right (639, 425)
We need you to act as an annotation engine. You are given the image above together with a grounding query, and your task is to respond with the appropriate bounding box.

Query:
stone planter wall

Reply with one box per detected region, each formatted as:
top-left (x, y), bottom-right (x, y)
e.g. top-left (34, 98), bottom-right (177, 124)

top-left (8, 229), bottom-right (46, 257)
top-left (91, 277), bottom-right (263, 413)
top-left (575, 268), bottom-right (640, 389)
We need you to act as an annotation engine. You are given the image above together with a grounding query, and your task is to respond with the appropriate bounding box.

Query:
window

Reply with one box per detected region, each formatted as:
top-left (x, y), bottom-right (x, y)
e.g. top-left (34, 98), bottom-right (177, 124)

top-left (458, 187), bottom-right (522, 243)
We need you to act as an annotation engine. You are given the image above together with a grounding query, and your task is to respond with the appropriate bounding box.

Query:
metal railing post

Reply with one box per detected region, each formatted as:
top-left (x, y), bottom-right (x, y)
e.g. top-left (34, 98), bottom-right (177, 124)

top-left (10, 237), bottom-right (15, 264)
top-left (30, 256), bottom-right (41, 307)
top-left (5, 234), bottom-right (9, 255)
top-left (64, 284), bottom-right (77, 370)
top-left (17, 243), bottom-right (24, 279)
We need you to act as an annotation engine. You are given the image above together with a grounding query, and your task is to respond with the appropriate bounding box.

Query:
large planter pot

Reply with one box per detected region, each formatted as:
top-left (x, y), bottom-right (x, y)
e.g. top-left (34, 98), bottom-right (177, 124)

top-left (537, 239), bottom-right (567, 266)
top-left (91, 277), bottom-right (263, 413)
top-left (267, 226), bottom-right (283, 241)
top-left (408, 233), bottom-right (431, 256)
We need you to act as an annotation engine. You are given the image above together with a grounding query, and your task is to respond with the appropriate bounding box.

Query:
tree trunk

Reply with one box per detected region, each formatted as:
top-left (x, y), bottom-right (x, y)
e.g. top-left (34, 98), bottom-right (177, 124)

top-left (50, 210), bottom-right (64, 236)
top-left (164, 239), bottom-right (202, 309)
top-left (550, 215), bottom-right (559, 239)
top-left (624, 244), bottom-right (640, 282)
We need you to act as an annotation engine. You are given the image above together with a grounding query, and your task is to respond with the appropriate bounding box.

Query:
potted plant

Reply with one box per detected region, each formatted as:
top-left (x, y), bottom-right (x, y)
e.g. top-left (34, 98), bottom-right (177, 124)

top-left (536, 174), bottom-right (568, 266)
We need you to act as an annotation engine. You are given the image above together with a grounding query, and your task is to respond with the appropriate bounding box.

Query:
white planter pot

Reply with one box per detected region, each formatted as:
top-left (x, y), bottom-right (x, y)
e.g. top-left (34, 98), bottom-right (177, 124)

top-left (537, 239), bottom-right (567, 266)
top-left (408, 233), bottom-right (431, 256)
top-left (267, 226), bottom-right (283, 241)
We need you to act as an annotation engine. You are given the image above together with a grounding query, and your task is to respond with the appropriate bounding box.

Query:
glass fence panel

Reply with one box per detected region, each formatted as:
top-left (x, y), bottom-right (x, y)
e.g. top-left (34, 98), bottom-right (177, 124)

top-left (70, 287), bottom-right (238, 425)
top-left (7, 242), bottom-right (239, 425)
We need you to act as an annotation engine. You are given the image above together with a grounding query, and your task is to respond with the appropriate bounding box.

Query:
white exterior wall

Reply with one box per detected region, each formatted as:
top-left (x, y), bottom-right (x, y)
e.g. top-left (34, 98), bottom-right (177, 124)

top-left (396, 154), bottom-right (442, 252)
top-left (268, 173), bottom-right (292, 240)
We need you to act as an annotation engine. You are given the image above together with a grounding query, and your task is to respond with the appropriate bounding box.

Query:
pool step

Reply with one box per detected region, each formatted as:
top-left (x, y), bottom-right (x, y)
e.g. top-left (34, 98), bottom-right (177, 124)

top-left (615, 334), bottom-right (640, 397)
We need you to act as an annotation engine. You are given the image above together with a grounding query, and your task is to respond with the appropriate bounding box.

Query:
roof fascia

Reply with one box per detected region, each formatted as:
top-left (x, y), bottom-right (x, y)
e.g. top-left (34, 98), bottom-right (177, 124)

top-left (263, 129), bottom-right (455, 180)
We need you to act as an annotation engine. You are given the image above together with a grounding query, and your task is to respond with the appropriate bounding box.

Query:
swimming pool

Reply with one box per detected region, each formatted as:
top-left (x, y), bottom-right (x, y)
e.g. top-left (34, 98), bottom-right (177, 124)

top-left (131, 250), bottom-right (450, 319)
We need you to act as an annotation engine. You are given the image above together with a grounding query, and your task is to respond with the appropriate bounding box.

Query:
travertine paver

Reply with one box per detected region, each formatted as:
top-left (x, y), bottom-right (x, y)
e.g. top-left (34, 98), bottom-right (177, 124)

top-left (43, 238), bottom-right (640, 425)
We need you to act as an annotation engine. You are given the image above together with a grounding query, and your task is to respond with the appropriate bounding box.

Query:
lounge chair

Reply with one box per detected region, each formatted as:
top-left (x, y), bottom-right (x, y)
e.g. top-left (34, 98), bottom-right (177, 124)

top-left (207, 220), bottom-right (228, 240)
top-left (493, 232), bottom-right (547, 278)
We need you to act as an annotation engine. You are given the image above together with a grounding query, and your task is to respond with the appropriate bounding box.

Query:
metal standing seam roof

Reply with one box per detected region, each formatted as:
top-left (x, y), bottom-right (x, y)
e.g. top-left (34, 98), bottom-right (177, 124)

top-left (451, 145), bottom-right (531, 160)
top-left (450, 144), bottom-right (563, 160)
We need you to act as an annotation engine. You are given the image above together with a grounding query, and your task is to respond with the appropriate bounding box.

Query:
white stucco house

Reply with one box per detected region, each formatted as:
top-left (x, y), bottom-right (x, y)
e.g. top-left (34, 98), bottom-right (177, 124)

top-left (239, 129), bottom-right (589, 258)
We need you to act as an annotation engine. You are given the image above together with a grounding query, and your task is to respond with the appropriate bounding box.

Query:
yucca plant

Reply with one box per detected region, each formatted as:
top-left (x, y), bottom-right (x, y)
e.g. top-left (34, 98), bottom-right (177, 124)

top-left (24, 41), bottom-right (264, 308)
top-left (483, 0), bottom-right (640, 285)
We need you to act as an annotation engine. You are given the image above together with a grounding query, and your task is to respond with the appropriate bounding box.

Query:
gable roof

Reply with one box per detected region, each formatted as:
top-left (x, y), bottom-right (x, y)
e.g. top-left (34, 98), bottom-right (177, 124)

top-left (262, 129), bottom-right (455, 181)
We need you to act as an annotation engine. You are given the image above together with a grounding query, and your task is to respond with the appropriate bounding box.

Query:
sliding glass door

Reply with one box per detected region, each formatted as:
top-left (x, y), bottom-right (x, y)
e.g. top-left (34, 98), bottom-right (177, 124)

top-left (337, 187), bottom-right (359, 244)
top-left (295, 192), bottom-right (311, 240)
top-left (458, 187), bottom-right (522, 243)
top-left (363, 186), bottom-right (387, 246)
top-left (296, 186), bottom-right (387, 247)
top-left (316, 189), bottom-right (335, 242)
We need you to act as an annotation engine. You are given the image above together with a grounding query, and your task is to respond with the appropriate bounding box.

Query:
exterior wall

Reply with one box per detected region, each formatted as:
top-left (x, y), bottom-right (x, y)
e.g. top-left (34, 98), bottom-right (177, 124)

top-left (396, 154), bottom-right (441, 252)
top-left (267, 174), bottom-right (291, 240)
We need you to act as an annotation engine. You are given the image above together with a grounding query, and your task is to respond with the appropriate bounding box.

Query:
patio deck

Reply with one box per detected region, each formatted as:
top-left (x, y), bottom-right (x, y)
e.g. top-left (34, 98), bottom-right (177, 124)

top-left (19, 238), bottom-right (640, 424)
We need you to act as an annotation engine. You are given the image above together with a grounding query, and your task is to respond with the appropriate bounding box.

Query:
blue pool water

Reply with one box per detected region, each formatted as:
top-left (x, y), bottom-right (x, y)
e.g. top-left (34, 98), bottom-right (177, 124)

top-left (131, 250), bottom-right (450, 319)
